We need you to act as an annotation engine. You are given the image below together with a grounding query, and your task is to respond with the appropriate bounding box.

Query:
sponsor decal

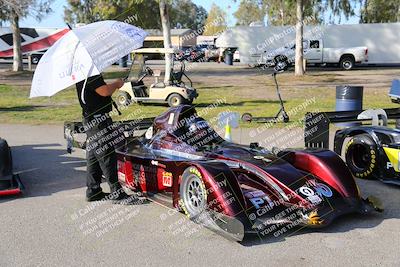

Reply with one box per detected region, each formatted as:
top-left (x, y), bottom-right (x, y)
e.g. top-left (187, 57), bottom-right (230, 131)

top-left (162, 171), bottom-right (173, 187)
top-left (298, 181), bottom-right (332, 205)
top-left (383, 147), bottom-right (400, 172)
top-left (189, 167), bottom-right (202, 178)
top-left (306, 210), bottom-right (324, 225)
top-left (117, 172), bottom-right (126, 182)
top-left (246, 190), bottom-right (274, 209)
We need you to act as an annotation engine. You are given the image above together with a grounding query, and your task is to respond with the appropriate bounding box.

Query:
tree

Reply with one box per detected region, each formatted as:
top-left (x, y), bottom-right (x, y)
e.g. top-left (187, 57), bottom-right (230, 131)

top-left (359, 0), bottom-right (400, 23)
top-left (295, 0), bottom-right (304, 76)
top-left (325, 0), bottom-right (355, 24)
top-left (233, 0), bottom-right (265, 26)
top-left (169, 0), bottom-right (208, 29)
top-left (0, 0), bottom-right (52, 71)
top-left (264, 0), bottom-right (321, 26)
top-left (159, 0), bottom-right (172, 83)
top-left (64, 0), bottom-right (98, 24)
top-left (203, 3), bottom-right (227, 35)
top-left (64, 0), bottom-right (207, 30)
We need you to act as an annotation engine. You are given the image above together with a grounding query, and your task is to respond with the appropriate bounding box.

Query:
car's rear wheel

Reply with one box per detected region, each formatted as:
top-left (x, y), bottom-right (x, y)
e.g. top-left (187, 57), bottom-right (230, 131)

top-left (167, 93), bottom-right (184, 107)
top-left (340, 56), bottom-right (355, 70)
top-left (180, 167), bottom-right (207, 218)
top-left (345, 134), bottom-right (378, 179)
top-left (116, 91), bottom-right (131, 106)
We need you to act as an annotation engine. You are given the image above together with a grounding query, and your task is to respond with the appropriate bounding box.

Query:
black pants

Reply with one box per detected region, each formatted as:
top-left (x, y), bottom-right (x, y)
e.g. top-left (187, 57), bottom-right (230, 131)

top-left (84, 116), bottom-right (123, 197)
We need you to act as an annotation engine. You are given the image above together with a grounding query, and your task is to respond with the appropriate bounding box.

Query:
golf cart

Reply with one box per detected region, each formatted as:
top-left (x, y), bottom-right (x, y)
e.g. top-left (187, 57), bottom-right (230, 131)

top-left (116, 48), bottom-right (198, 107)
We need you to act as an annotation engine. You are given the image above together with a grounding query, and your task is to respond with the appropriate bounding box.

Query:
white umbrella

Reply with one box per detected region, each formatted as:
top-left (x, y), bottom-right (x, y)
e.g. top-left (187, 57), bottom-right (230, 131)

top-left (30, 20), bottom-right (147, 102)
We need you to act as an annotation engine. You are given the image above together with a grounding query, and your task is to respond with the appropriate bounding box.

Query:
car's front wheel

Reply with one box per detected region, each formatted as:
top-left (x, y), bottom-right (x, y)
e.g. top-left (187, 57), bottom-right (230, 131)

top-left (180, 167), bottom-right (207, 219)
top-left (345, 134), bottom-right (378, 179)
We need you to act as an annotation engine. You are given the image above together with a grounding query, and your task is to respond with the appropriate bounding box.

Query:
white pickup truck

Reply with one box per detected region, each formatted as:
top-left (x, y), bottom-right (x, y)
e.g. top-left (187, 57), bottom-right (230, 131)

top-left (262, 39), bottom-right (368, 70)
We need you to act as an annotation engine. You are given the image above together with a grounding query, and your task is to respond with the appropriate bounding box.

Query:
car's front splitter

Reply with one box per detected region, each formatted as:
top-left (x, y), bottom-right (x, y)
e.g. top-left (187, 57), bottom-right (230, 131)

top-left (246, 197), bottom-right (382, 235)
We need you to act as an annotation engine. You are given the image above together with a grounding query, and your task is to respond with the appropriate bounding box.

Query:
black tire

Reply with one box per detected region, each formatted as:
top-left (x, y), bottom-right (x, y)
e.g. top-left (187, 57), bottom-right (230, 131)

top-left (339, 56), bottom-right (355, 70)
top-left (241, 113), bottom-right (253, 123)
top-left (179, 167), bottom-right (207, 219)
top-left (116, 91), bottom-right (131, 106)
top-left (31, 55), bottom-right (41, 64)
top-left (282, 112), bottom-right (289, 123)
top-left (345, 134), bottom-right (378, 179)
top-left (167, 93), bottom-right (184, 107)
top-left (274, 56), bottom-right (288, 71)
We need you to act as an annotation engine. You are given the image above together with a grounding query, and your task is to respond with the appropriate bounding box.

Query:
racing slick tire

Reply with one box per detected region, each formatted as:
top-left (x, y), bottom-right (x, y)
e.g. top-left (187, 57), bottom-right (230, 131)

top-left (179, 167), bottom-right (208, 219)
top-left (167, 93), bottom-right (184, 107)
top-left (345, 134), bottom-right (378, 179)
top-left (116, 91), bottom-right (131, 106)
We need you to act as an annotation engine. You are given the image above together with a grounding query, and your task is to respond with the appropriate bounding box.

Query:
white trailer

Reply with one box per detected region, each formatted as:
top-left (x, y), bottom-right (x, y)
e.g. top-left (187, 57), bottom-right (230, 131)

top-left (216, 23), bottom-right (400, 67)
top-left (0, 27), bottom-right (69, 64)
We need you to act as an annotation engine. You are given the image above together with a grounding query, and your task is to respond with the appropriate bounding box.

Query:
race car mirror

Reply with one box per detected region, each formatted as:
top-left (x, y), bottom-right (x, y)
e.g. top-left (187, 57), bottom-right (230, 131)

top-left (145, 126), bottom-right (153, 139)
top-left (218, 112), bottom-right (240, 129)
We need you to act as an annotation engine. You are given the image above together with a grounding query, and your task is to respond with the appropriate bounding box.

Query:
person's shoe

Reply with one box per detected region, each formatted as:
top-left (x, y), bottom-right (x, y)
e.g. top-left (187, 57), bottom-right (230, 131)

top-left (86, 191), bottom-right (109, 202)
top-left (108, 189), bottom-right (135, 204)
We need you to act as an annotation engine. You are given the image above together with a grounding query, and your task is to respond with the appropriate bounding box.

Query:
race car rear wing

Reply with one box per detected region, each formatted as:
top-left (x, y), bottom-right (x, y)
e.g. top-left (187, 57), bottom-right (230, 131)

top-left (64, 118), bottom-right (154, 153)
top-left (304, 108), bottom-right (400, 149)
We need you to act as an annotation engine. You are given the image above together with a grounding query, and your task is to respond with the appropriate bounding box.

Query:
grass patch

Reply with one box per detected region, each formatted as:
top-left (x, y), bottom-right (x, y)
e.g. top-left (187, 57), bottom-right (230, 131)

top-left (0, 76), bottom-right (398, 127)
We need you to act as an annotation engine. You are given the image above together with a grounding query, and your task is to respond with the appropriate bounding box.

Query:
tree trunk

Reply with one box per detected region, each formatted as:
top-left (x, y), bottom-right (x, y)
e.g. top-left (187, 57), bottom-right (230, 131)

top-left (159, 0), bottom-right (172, 84)
top-left (11, 10), bottom-right (23, 72)
top-left (294, 0), bottom-right (304, 76)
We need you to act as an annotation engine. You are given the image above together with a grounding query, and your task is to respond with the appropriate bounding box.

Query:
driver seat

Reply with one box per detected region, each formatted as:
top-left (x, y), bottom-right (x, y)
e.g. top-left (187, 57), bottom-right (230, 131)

top-left (131, 80), bottom-right (148, 97)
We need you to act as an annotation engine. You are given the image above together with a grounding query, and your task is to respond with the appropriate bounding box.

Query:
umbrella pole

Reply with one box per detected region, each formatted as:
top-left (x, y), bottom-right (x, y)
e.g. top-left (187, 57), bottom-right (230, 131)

top-left (80, 64), bottom-right (95, 104)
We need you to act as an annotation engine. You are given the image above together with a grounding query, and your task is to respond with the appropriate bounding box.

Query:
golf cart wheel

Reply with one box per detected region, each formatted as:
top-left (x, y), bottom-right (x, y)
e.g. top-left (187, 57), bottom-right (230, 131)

top-left (167, 93), bottom-right (184, 107)
top-left (340, 56), bottom-right (355, 70)
top-left (345, 134), bottom-right (378, 179)
top-left (116, 91), bottom-right (131, 106)
top-left (179, 167), bottom-right (207, 219)
top-left (241, 113), bottom-right (253, 123)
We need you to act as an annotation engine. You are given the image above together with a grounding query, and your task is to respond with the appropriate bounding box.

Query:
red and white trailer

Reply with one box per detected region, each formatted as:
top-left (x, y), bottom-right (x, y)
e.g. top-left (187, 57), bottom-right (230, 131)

top-left (0, 27), bottom-right (69, 64)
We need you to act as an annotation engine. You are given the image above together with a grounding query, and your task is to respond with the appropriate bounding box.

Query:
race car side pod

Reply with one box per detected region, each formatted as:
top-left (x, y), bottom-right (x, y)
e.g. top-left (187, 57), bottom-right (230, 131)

top-left (304, 108), bottom-right (400, 150)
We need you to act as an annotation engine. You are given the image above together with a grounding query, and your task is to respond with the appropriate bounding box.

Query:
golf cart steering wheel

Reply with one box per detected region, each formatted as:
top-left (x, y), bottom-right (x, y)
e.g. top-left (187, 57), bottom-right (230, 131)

top-left (145, 66), bottom-right (154, 76)
top-left (135, 66), bottom-right (154, 82)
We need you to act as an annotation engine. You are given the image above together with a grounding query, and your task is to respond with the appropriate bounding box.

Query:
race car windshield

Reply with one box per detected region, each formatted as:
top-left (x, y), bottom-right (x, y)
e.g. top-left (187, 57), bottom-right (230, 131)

top-left (179, 118), bottom-right (224, 150)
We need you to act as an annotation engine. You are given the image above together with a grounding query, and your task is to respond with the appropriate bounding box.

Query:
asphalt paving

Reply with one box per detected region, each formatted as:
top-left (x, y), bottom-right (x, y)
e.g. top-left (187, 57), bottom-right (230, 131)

top-left (0, 124), bottom-right (399, 266)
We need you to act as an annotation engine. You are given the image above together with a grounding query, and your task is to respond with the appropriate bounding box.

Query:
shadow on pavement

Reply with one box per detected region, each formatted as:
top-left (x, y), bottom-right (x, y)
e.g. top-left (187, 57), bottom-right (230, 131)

top-left (0, 143), bottom-right (86, 202)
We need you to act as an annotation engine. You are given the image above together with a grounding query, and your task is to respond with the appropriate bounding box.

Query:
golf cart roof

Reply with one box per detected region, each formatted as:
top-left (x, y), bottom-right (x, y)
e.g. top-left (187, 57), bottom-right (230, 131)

top-left (132, 48), bottom-right (178, 54)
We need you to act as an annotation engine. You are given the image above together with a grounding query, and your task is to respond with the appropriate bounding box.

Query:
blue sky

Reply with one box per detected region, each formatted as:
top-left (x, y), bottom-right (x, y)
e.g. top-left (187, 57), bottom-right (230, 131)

top-left (19, 0), bottom-right (357, 28)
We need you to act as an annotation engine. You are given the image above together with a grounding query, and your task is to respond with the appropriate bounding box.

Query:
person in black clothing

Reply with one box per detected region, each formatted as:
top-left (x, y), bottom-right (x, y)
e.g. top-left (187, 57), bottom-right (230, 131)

top-left (76, 74), bottom-right (130, 202)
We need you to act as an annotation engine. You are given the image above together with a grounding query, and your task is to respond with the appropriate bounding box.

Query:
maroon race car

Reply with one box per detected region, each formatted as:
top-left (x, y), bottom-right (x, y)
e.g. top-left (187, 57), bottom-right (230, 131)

top-left (116, 105), bottom-right (382, 241)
